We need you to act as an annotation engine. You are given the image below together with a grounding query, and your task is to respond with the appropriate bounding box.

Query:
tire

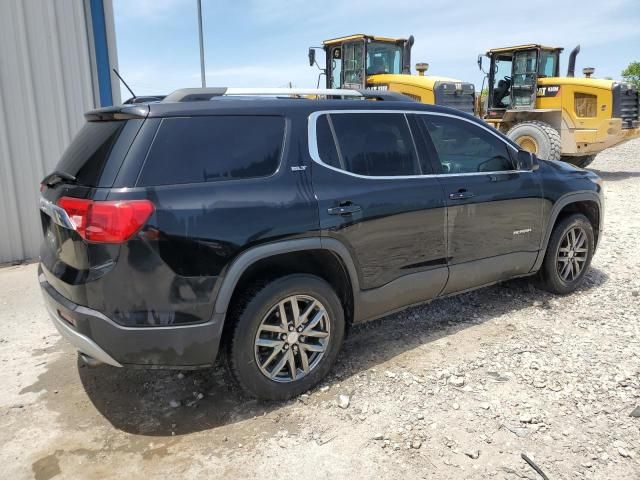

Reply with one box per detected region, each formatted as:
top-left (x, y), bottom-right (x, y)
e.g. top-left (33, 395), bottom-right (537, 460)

top-left (225, 274), bottom-right (345, 400)
top-left (506, 121), bottom-right (562, 161)
top-left (562, 154), bottom-right (596, 169)
top-left (539, 213), bottom-right (595, 294)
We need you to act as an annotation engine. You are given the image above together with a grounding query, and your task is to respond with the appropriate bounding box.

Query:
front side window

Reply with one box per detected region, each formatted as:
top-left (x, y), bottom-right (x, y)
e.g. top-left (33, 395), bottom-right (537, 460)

top-left (315, 113), bottom-right (420, 177)
top-left (366, 42), bottom-right (402, 75)
top-left (138, 116), bottom-right (284, 186)
top-left (420, 115), bottom-right (514, 173)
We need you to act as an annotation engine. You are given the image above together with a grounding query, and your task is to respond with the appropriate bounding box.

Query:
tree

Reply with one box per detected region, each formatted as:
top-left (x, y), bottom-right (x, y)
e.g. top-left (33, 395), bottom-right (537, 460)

top-left (622, 61), bottom-right (640, 88)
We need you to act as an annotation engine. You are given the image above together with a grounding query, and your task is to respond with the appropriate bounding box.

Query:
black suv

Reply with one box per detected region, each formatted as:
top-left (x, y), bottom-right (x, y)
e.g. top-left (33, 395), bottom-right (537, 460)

top-left (39, 88), bottom-right (603, 400)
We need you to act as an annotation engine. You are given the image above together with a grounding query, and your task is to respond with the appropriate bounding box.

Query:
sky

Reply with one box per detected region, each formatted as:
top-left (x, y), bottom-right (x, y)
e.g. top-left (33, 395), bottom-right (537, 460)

top-left (112, 0), bottom-right (640, 97)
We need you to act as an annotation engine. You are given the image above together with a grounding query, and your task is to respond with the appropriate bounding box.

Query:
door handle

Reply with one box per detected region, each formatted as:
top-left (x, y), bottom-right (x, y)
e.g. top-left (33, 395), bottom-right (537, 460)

top-left (449, 190), bottom-right (475, 200)
top-left (327, 202), bottom-right (362, 215)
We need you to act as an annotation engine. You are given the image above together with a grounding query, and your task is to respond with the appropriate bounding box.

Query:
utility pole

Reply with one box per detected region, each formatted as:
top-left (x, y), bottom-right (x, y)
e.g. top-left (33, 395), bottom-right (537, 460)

top-left (197, 0), bottom-right (206, 87)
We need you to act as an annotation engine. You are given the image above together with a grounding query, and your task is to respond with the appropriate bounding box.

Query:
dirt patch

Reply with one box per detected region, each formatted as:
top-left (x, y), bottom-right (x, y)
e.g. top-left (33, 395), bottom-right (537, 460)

top-left (32, 452), bottom-right (61, 480)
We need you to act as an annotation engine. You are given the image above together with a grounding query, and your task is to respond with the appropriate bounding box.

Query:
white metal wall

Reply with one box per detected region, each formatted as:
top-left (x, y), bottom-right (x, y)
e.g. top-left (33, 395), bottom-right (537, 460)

top-left (0, 0), bottom-right (117, 263)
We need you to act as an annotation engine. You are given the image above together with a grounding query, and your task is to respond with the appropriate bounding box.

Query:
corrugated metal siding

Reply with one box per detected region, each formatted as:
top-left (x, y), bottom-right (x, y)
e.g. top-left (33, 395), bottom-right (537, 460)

top-left (0, 0), bottom-right (97, 263)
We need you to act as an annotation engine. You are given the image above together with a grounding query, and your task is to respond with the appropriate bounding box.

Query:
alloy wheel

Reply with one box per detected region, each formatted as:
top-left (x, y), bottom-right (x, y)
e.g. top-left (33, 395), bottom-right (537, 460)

top-left (254, 295), bottom-right (330, 383)
top-left (556, 226), bottom-right (589, 282)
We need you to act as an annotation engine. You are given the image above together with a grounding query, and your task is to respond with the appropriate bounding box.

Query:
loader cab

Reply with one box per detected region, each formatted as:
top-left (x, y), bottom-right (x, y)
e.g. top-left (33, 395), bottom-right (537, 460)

top-left (484, 45), bottom-right (562, 116)
top-left (320, 34), bottom-right (410, 90)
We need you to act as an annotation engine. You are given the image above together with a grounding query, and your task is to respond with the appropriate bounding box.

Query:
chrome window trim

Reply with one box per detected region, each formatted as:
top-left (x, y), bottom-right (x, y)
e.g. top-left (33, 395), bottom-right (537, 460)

top-left (307, 109), bottom-right (527, 180)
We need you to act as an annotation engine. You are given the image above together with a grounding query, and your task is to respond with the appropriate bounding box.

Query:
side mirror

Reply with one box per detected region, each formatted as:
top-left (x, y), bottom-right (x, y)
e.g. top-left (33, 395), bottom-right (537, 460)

top-left (477, 54), bottom-right (486, 74)
top-left (308, 48), bottom-right (316, 67)
top-left (517, 150), bottom-right (539, 171)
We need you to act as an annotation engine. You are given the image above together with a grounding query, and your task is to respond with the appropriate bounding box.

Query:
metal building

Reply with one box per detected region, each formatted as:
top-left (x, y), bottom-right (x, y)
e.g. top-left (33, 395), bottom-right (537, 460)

top-left (0, 0), bottom-right (120, 263)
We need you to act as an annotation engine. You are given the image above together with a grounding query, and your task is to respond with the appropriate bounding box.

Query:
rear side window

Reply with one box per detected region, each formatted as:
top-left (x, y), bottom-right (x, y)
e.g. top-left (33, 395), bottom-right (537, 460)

top-left (316, 115), bottom-right (341, 168)
top-left (316, 113), bottom-right (420, 176)
top-left (56, 121), bottom-right (125, 186)
top-left (138, 116), bottom-right (284, 186)
top-left (419, 115), bottom-right (514, 173)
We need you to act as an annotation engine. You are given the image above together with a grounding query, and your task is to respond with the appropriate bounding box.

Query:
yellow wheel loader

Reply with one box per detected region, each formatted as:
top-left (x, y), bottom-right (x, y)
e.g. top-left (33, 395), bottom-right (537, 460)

top-left (308, 34), bottom-right (475, 114)
top-left (479, 44), bottom-right (640, 167)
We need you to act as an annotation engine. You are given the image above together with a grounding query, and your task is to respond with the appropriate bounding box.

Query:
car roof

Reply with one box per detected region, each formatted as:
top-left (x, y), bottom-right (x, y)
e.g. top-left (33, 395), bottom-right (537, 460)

top-left (98, 97), bottom-right (466, 116)
top-left (149, 98), bottom-right (450, 116)
top-left (85, 96), bottom-right (483, 129)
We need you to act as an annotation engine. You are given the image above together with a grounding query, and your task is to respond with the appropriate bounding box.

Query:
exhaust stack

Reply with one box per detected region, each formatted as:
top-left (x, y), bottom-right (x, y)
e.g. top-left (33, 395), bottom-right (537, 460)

top-left (567, 45), bottom-right (580, 77)
top-left (402, 35), bottom-right (414, 74)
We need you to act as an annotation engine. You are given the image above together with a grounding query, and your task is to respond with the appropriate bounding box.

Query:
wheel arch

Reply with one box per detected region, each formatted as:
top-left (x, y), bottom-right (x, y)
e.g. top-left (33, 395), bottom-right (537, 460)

top-left (213, 238), bottom-right (360, 326)
top-left (533, 192), bottom-right (602, 272)
top-left (501, 110), bottom-right (562, 133)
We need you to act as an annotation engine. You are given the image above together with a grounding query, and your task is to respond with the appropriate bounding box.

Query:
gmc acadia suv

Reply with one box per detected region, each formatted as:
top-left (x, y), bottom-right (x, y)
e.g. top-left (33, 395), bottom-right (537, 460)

top-left (39, 88), bottom-right (604, 400)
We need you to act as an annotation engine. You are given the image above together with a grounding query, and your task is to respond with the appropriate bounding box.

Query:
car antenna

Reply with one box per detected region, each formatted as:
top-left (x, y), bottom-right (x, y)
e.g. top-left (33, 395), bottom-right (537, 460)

top-left (113, 68), bottom-right (136, 100)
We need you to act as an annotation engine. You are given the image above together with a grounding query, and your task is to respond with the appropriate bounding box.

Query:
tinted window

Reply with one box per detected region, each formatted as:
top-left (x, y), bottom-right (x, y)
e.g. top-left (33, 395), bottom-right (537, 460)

top-left (420, 115), bottom-right (514, 173)
top-left (56, 121), bottom-right (125, 186)
top-left (318, 113), bottom-right (420, 176)
top-left (138, 116), bottom-right (284, 186)
top-left (316, 115), bottom-right (341, 169)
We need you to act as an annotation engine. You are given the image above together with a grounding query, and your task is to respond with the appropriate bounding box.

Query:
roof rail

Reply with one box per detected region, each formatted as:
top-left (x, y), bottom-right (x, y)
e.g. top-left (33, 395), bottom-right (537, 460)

top-left (162, 87), bottom-right (414, 103)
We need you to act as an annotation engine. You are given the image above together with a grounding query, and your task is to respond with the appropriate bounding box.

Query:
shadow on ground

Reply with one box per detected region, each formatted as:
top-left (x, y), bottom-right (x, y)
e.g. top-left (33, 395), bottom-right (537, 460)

top-left (589, 168), bottom-right (640, 182)
top-left (75, 267), bottom-right (608, 437)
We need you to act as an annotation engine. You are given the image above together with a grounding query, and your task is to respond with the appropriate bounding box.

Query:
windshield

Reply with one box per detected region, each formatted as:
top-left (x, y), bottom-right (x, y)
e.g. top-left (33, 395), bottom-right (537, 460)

top-left (366, 41), bottom-right (402, 75)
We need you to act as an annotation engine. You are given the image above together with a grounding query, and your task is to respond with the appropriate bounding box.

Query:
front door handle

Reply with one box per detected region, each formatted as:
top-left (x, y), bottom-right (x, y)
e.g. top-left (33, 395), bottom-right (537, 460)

top-left (327, 203), bottom-right (362, 215)
top-left (449, 190), bottom-right (475, 200)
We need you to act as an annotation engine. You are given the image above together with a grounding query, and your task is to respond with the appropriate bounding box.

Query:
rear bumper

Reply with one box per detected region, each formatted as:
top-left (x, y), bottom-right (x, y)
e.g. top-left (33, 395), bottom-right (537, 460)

top-left (47, 299), bottom-right (123, 367)
top-left (39, 267), bottom-right (224, 368)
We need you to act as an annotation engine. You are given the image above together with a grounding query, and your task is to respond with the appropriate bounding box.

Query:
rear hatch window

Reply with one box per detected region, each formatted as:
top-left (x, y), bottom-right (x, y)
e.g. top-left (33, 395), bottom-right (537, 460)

top-left (39, 119), bottom-right (142, 286)
top-left (137, 116), bottom-right (285, 186)
top-left (55, 121), bottom-right (126, 187)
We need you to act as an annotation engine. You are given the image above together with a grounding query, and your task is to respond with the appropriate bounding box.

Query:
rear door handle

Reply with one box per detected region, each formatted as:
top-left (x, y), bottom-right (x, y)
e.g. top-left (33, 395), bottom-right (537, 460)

top-left (327, 203), bottom-right (362, 215)
top-left (449, 190), bottom-right (475, 200)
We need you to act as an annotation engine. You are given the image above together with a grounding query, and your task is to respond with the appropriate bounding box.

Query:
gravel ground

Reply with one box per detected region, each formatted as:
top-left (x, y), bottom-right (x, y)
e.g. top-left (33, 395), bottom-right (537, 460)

top-left (1, 140), bottom-right (639, 480)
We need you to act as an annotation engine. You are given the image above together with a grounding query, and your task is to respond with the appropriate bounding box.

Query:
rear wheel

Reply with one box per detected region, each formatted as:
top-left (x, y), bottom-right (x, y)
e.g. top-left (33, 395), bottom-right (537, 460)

top-left (562, 154), bottom-right (596, 168)
top-left (540, 213), bottom-right (595, 294)
top-left (226, 274), bottom-right (345, 400)
top-left (506, 121), bottom-right (562, 161)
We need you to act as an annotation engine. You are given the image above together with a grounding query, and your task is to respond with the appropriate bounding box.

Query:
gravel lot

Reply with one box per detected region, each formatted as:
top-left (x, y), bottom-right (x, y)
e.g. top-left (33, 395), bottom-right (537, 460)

top-left (1, 140), bottom-right (639, 480)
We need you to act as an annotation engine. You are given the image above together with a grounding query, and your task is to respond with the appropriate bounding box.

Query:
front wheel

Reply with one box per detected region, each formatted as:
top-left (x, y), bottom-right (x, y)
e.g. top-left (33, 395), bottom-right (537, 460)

top-left (539, 213), bottom-right (595, 294)
top-left (225, 274), bottom-right (345, 400)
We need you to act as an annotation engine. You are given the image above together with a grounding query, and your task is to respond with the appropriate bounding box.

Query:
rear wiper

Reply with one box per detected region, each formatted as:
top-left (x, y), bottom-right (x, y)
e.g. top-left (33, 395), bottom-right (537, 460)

top-left (41, 171), bottom-right (78, 187)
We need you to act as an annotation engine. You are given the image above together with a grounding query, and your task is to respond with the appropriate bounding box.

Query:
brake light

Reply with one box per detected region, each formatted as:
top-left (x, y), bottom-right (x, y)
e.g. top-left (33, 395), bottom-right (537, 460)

top-left (57, 197), bottom-right (154, 243)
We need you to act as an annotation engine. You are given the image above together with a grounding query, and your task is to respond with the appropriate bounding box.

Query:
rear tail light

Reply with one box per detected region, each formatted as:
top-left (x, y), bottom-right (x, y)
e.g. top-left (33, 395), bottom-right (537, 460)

top-left (57, 197), bottom-right (154, 243)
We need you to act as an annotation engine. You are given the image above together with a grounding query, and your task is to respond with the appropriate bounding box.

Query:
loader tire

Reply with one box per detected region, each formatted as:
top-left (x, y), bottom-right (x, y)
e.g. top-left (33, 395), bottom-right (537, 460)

top-left (506, 121), bottom-right (562, 161)
top-left (562, 154), bottom-right (596, 169)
